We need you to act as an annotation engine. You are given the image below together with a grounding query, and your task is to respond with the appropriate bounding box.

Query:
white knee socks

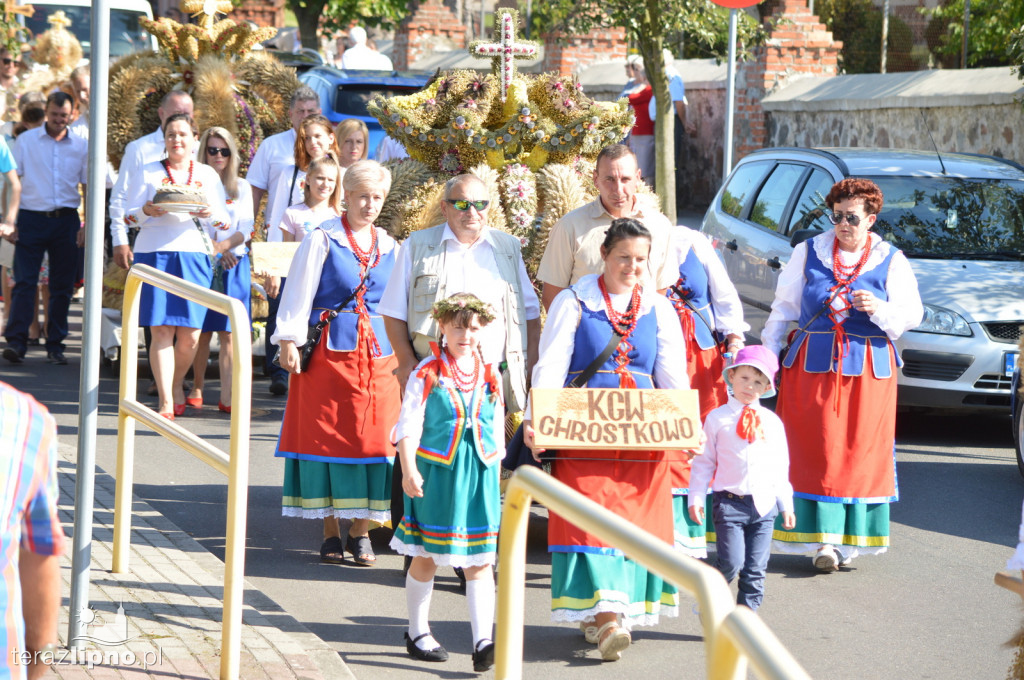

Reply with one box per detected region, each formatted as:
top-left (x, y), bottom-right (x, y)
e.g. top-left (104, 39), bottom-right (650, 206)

top-left (466, 573), bottom-right (495, 649)
top-left (406, 572), bottom-right (436, 649)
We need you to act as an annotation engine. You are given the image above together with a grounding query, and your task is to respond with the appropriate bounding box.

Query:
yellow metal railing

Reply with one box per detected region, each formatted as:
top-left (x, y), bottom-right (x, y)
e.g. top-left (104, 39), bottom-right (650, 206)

top-left (496, 465), bottom-right (812, 680)
top-left (112, 264), bottom-right (252, 680)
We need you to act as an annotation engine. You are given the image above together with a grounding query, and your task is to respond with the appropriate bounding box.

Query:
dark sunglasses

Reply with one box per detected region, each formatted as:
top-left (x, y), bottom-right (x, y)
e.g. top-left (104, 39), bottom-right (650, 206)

top-left (827, 212), bottom-right (863, 226)
top-left (206, 147), bottom-right (231, 157)
top-left (445, 199), bottom-right (489, 212)
top-left (2, 58), bottom-right (21, 66)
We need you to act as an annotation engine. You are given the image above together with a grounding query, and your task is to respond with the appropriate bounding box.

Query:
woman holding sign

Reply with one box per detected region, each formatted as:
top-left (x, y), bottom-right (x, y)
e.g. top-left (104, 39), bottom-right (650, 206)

top-left (271, 160), bottom-right (400, 567)
top-left (762, 178), bottom-right (922, 573)
top-left (524, 218), bottom-right (691, 662)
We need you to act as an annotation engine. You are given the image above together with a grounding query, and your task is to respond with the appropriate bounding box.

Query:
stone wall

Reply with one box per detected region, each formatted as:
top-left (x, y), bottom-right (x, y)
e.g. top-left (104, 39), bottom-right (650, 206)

top-left (762, 68), bottom-right (1024, 161)
top-left (542, 27), bottom-right (627, 77)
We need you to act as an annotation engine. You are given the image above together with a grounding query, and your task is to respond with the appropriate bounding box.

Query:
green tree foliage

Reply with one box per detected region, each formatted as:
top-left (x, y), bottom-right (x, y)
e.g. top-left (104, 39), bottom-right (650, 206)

top-left (923, 0), bottom-right (1024, 68)
top-left (528, 0), bottom-right (766, 221)
top-left (815, 0), bottom-right (917, 73)
top-left (1010, 24), bottom-right (1024, 89)
top-left (287, 0), bottom-right (407, 50)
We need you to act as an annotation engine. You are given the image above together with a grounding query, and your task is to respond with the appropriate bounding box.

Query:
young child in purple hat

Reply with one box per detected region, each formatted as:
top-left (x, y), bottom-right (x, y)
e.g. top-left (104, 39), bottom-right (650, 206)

top-left (687, 345), bottom-right (796, 611)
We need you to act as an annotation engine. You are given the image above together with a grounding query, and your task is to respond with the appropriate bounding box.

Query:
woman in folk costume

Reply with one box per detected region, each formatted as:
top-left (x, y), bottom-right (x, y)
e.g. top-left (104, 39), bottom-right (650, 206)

top-left (272, 160), bottom-right (400, 567)
top-left (524, 218), bottom-right (693, 662)
top-left (762, 178), bottom-right (923, 573)
top-left (665, 225), bottom-right (748, 557)
top-left (391, 294), bottom-right (503, 673)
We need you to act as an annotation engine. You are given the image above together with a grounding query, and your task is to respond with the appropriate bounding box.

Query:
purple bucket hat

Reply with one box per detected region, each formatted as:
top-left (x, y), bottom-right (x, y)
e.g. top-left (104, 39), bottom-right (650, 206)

top-left (723, 345), bottom-right (779, 399)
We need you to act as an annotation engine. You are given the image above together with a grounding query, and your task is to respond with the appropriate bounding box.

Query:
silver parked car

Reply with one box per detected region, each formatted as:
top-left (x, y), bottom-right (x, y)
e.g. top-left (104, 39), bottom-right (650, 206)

top-left (701, 147), bottom-right (1024, 412)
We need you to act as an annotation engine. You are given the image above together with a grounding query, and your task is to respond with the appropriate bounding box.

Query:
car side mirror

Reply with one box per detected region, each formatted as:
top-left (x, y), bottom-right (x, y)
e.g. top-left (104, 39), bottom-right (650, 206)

top-left (789, 228), bottom-right (822, 248)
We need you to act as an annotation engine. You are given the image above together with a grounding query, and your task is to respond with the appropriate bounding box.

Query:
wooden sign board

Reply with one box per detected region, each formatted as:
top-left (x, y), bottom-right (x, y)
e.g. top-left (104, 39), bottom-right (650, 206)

top-left (531, 388), bottom-right (701, 450)
top-left (251, 242), bottom-right (300, 277)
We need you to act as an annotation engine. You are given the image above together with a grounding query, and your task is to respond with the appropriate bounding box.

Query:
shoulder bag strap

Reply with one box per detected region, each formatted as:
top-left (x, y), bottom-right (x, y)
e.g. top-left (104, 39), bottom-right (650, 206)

top-left (565, 288), bottom-right (623, 389)
top-left (780, 287), bottom-right (842, 358)
top-left (310, 240), bottom-right (377, 334)
top-left (287, 164), bottom-right (300, 206)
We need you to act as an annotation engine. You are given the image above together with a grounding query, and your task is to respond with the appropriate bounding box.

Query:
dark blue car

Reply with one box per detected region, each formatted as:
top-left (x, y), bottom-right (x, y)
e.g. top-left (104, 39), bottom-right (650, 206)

top-left (298, 66), bottom-right (431, 160)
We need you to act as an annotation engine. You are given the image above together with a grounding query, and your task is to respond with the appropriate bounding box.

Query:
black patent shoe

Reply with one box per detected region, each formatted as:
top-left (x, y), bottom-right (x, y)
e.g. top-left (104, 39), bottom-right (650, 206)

top-left (404, 632), bottom-right (449, 662)
top-left (472, 640), bottom-right (495, 672)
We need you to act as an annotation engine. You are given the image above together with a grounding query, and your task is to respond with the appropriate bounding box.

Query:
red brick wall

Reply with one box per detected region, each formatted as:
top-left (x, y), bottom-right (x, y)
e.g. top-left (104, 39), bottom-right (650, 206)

top-left (232, 0), bottom-right (286, 28)
top-left (393, 0), bottom-right (467, 70)
top-left (542, 27), bottom-right (627, 76)
top-left (734, 0), bottom-right (840, 159)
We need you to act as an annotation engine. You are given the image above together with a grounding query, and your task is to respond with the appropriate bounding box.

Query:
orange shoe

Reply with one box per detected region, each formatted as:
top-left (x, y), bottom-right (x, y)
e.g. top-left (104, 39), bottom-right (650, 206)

top-left (159, 412), bottom-right (174, 421)
top-left (173, 403), bottom-right (186, 417)
top-left (218, 402), bottom-right (231, 414)
top-left (185, 397), bottom-right (203, 409)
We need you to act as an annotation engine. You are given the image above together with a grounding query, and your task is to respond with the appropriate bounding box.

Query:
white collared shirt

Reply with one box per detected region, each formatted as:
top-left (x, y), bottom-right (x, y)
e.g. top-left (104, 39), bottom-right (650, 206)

top-left (14, 126), bottom-right (88, 212)
top-left (246, 129), bottom-right (297, 242)
top-left (689, 396), bottom-right (794, 518)
top-left (271, 222), bottom-right (398, 345)
top-left (109, 128), bottom-right (167, 235)
top-left (378, 223), bottom-right (540, 365)
top-left (221, 178), bottom-right (255, 256)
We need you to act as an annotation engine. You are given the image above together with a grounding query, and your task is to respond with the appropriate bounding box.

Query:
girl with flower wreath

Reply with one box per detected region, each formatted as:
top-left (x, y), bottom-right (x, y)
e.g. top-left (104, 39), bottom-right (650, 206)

top-left (272, 160), bottom-right (400, 567)
top-left (762, 178), bottom-right (923, 573)
top-left (523, 217), bottom-right (693, 662)
top-left (391, 292), bottom-right (503, 673)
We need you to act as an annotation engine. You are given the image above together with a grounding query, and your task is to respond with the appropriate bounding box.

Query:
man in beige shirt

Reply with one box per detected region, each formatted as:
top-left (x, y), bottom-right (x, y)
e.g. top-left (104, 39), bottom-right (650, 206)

top-left (537, 143), bottom-right (676, 310)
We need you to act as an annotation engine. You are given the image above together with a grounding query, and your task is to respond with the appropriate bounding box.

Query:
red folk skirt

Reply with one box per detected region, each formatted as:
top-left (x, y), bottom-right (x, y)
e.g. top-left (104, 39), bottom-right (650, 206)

top-left (278, 329), bottom-right (401, 461)
top-left (549, 451), bottom-right (674, 550)
top-left (776, 342), bottom-right (898, 501)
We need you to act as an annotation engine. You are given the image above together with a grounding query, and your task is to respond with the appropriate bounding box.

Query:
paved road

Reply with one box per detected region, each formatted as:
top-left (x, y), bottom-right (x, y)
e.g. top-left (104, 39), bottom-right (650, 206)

top-left (7, 306), bottom-right (1024, 679)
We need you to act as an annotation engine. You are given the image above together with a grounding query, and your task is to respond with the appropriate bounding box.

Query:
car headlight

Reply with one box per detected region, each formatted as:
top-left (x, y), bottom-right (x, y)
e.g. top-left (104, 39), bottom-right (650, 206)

top-left (912, 304), bottom-right (972, 336)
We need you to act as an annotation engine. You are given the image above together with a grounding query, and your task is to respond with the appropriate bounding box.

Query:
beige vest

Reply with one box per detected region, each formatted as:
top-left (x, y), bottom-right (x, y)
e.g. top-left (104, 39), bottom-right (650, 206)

top-left (404, 224), bottom-right (529, 411)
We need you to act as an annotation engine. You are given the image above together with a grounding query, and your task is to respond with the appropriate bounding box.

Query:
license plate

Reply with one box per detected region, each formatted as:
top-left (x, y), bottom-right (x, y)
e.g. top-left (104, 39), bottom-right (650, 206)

top-left (1005, 352), bottom-right (1019, 377)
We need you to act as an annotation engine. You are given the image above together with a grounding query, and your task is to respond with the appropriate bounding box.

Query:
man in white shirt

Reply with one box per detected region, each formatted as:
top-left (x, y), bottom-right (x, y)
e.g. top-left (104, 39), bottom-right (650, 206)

top-left (537, 143), bottom-right (676, 310)
top-left (248, 86), bottom-right (320, 395)
top-left (3, 92), bottom-right (88, 365)
top-left (340, 26), bottom-right (394, 71)
top-left (109, 90), bottom-right (194, 268)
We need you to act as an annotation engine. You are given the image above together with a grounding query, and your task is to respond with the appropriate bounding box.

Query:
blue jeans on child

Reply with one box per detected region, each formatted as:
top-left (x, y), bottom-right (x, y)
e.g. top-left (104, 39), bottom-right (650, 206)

top-left (712, 492), bottom-right (778, 611)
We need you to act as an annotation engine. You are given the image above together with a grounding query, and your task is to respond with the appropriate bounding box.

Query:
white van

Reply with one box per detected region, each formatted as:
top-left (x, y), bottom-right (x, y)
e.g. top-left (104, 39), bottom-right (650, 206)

top-left (22, 0), bottom-right (157, 61)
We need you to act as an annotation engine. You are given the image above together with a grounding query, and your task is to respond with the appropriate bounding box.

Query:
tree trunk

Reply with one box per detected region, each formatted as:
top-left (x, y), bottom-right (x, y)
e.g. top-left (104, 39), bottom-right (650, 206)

top-left (637, 0), bottom-right (676, 223)
top-left (289, 0), bottom-right (328, 50)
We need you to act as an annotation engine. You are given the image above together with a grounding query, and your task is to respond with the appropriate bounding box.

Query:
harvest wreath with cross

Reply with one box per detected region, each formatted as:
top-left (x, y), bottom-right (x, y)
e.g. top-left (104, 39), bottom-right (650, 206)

top-left (368, 8), bottom-right (649, 278)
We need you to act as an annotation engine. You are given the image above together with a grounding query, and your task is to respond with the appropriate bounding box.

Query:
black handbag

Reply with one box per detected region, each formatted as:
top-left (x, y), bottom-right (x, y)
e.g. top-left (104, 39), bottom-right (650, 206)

top-left (502, 329), bottom-right (623, 472)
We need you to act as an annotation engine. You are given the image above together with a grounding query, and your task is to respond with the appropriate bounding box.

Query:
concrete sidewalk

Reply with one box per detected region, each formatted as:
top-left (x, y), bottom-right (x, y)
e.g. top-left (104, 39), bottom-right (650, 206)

top-left (48, 443), bottom-right (352, 679)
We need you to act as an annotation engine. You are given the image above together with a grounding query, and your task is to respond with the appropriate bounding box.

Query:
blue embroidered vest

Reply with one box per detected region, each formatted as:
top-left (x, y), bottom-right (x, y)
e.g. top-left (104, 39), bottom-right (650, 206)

top-left (566, 291), bottom-right (658, 389)
top-left (415, 379), bottom-right (501, 468)
top-left (781, 239), bottom-right (901, 378)
top-left (666, 245), bottom-right (719, 350)
top-left (308, 231), bottom-right (395, 356)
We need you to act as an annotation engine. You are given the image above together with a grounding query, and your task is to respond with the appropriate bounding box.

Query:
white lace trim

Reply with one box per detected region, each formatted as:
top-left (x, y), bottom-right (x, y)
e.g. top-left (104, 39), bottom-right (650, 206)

top-left (771, 540), bottom-right (888, 560)
top-left (810, 231), bottom-right (893, 276)
top-left (552, 604), bottom-right (678, 628)
top-left (282, 507), bottom-right (391, 523)
top-left (389, 536), bottom-right (496, 567)
top-left (673, 543), bottom-right (708, 559)
top-left (573, 274), bottom-right (658, 317)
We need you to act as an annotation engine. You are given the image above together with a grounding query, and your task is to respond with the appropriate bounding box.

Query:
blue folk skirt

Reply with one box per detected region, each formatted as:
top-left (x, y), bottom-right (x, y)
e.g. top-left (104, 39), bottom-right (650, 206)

top-left (137, 251), bottom-right (212, 329)
top-left (202, 254), bottom-right (252, 333)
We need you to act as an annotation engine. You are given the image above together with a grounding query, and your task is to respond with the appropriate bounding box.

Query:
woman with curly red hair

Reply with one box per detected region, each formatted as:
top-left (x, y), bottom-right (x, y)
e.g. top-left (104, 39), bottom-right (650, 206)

top-left (762, 178), bottom-right (923, 573)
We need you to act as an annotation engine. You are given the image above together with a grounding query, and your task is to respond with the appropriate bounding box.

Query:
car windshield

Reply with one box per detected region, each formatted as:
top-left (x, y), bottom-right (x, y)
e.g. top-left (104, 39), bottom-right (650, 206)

top-left (26, 8), bottom-right (151, 59)
top-left (869, 176), bottom-right (1024, 259)
top-left (334, 85), bottom-right (421, 118)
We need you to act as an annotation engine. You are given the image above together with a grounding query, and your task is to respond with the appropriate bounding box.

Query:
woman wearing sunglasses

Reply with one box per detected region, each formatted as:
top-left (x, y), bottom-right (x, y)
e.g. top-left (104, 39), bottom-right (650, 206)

top-left (185, 127), bottom-right (253, 413)
top-left (762, 178), bottom-right (923, 574)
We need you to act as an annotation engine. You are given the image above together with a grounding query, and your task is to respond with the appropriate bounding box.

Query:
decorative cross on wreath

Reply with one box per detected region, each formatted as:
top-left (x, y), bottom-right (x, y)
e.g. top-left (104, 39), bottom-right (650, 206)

top-left (469, 9), bottom-right (539, 102)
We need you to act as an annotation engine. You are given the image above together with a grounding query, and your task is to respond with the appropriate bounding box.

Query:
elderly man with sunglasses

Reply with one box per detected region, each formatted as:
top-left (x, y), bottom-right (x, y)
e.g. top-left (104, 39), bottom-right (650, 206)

top-left (381, 173), bottom-right (540, 401)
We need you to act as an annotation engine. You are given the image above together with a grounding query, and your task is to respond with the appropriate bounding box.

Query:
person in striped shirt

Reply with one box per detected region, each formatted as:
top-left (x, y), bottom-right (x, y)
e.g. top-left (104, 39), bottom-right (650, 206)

top-left (0, 381), bottom-right (65, 679)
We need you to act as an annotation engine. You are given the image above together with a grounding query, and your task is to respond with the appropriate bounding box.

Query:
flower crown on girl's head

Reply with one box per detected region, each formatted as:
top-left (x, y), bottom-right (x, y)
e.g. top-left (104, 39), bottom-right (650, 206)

top-left (431, 293), bottom-right (496, 325)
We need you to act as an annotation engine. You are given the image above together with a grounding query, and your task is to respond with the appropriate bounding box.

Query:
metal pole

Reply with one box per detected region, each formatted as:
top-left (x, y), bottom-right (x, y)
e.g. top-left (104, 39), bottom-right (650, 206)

top-left (480, 0), bottom-right (486, 40)
top-left (525, 0), bottom-right (532, 39)
top-left (961, 0), bottom-right (970, 69)
top-left (68, 0), bottom-right (109, 649)
top-left (724, 8), bottom-right (737, 182)
top-left (880, 0), bottom-right (889, 73)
